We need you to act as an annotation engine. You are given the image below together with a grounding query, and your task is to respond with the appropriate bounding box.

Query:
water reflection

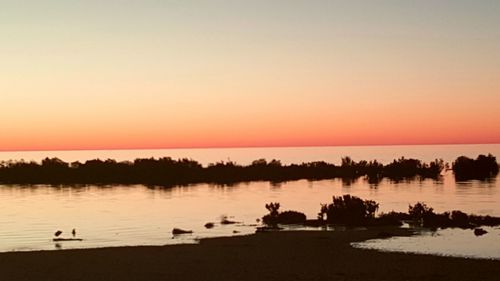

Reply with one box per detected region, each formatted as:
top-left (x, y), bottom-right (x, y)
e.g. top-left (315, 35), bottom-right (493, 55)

top-left (0, 172), bottom-right (498, 253)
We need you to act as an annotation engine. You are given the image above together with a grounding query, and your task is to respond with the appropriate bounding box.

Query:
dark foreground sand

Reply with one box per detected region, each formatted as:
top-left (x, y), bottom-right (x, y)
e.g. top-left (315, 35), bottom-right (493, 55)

top-left (1, 228), bottom-right (499, 281)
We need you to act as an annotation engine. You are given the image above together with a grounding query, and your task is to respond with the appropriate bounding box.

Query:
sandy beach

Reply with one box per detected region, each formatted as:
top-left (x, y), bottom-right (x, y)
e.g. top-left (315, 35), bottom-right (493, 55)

top-left (1, 228), bottom-right (499, 281)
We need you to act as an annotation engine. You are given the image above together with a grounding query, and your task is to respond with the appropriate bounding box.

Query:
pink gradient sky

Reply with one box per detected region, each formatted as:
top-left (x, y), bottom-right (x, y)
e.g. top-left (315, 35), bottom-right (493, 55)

top-left (1, 1), bottom-right (500, 151)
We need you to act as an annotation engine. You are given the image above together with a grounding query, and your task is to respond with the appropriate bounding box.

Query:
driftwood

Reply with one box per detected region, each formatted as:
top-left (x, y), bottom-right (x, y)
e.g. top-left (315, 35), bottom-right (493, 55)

top-left (172, 228), bottom-right (193, 235)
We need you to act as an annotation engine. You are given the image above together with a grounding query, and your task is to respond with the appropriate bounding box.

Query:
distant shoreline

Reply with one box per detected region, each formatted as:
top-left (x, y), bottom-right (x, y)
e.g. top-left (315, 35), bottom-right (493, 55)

top-left (0, 156), bottom-right (446, 186)
top-left (1, 228), bottom-right (498, 281)
top-left (0, 154), bottom-right (497, 186)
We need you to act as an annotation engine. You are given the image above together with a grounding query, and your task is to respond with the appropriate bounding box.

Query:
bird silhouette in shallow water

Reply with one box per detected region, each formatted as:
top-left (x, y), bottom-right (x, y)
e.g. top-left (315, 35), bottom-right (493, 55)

top-left (54, 230), bottom-right (63, 237)
top-left (72, 228), bottom-right (76, 237)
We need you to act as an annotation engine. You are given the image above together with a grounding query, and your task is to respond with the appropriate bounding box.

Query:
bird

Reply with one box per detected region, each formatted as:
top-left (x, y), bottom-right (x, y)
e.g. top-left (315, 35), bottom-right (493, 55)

top-left (54, 230), bottom-right (63, 237)
top-left (72, 228), bottom-right (76, 237)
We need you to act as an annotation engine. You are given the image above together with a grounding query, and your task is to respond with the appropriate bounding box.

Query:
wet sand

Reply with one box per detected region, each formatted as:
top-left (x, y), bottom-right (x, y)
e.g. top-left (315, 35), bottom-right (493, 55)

top-left (1, 228), bottom-right (499, 281)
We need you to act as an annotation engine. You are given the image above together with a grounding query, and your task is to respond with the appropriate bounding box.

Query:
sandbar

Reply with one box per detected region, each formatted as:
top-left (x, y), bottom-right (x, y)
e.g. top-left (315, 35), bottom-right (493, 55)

top-left (1, 227), bottom-right (498, 281)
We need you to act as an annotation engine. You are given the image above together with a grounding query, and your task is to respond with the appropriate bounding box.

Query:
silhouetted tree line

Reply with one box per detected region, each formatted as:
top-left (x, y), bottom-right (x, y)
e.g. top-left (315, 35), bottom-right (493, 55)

top-left (262, 195), bottom-right (500, 229)
top-left (452, 154), bottom-right (499, 181)
top-left (0, 156), bottom-right (448, 186)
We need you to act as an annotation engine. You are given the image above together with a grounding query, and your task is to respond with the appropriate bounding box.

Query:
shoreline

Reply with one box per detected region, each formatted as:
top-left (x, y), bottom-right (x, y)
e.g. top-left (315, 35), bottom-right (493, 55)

top-left (1, 227), bottom-right (499, 281)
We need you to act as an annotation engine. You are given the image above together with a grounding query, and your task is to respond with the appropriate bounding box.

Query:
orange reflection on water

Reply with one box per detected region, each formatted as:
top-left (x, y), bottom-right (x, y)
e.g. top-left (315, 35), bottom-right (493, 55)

top-left (0, 172), bottom-right (498, 252)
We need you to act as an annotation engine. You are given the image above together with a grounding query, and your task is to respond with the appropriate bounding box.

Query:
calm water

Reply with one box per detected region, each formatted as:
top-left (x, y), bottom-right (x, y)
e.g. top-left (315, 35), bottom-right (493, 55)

top-left (1, 144), bottom-right (499, 166)
top-left (352, 226), bottom-right (500, 260)
top-left (0, 144), bottom-right (499, 258)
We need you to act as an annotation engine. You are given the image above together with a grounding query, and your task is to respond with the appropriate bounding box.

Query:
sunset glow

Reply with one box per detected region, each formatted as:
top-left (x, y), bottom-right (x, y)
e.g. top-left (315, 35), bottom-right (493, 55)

top-left (1, 1), bottom-right (500, 151)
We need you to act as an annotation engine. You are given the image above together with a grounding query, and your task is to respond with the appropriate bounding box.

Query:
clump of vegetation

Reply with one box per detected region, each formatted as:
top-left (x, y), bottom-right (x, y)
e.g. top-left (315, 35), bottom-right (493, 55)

top-left (277, 211), bottom-right (307, 225)
top-left (469, 215), bottom-right (500, 226)
top-left (407, 202), bottom-right (449, 228)
top-left (382, 158), bottom-right (445, 181)
top-left (375, 212), bottom-right (408, 226)
top-left (262, 202), bottom-right (306, 226)
top-left (452, 154), bottom-right (499, 181)
top-left (319, 195), bottom-right (379, 226)
top-left (261, 195), bottom-right (500, 230)
top-left (450, 210), bottom-right (470, 228)
top-left (406, 202), bottom-right (496, 229)
top-left (262, 202), bottom-right (280, 226)
top-left (408, 202), bottom-right (434, 222)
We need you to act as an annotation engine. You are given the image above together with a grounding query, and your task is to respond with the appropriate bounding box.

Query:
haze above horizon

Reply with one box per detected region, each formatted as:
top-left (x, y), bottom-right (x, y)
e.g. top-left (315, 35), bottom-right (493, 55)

top-left (2, 0), bottom-right (499, 151)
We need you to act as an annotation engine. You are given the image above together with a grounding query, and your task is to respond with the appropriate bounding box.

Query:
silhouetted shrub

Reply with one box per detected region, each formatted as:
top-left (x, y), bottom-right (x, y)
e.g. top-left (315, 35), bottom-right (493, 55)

top-left (408, 202), bottom-right (434, 221)
top-left (373, 212), bottom-right (408, 226)
top-left (320, 195), bottom-right (379, 225)
top-left (262, 202), bottom-right (280, 226)
top-left (407, 202), bottom-right (447, 227)
top-left (277, 211), bottom-right (307, 224)
top-left (450, 210), bottom-right (470, 228)
top-left (423, 212), bottom-right (452, 228)
top-left (262, 203), bottom-right (306, 225)
top-left (383, 158), bottom-right (445, 180)
top-left (452, 154), bottom-right (499, 181)
top-left (408, 204), bottom-right (479, 228)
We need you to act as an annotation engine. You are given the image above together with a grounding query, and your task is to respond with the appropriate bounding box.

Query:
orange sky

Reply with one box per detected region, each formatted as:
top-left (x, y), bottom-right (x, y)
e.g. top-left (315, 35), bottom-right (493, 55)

top-left (1, 1), bottom-right (500, 151)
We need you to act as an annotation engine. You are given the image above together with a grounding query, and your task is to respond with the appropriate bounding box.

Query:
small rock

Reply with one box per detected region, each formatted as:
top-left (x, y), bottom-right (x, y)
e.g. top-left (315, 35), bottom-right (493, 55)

top-left (204, 222), bottom-right (215, 229)
top-left (172, 228), bottom-right (193, 235)
top-left (474, 228), bottom-right (487, 236)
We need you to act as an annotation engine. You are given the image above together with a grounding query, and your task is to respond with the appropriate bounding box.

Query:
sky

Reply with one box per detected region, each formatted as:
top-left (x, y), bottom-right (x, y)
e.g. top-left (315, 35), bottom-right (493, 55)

top-left (1, 0), bottom-right (500, 151)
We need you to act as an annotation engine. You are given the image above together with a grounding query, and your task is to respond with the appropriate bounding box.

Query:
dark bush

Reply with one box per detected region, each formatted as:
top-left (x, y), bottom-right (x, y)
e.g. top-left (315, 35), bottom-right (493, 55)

top-left (262, 202), bottom-right (280, 226)
top-left (408, 202), bottom-right (434, 221)
top-left (277, 211), bottom-right (307, 224)
top-left (262, 203), bottom-right (306, 225)
top-left (423, 212), bottom-right (451, 228)
top-left (320, 195), bottom-right (379, 225)
top-left (450, 210), bottom-right (470, 228)
top-left (452, 154), bottom-right (499, 181)
top-left (370, 212), bottom-right (404, 226)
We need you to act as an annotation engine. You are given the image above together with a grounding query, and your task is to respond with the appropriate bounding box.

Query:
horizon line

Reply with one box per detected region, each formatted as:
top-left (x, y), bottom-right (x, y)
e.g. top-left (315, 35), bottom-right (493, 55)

top-left (1, 141), bottom-right (499, 153)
